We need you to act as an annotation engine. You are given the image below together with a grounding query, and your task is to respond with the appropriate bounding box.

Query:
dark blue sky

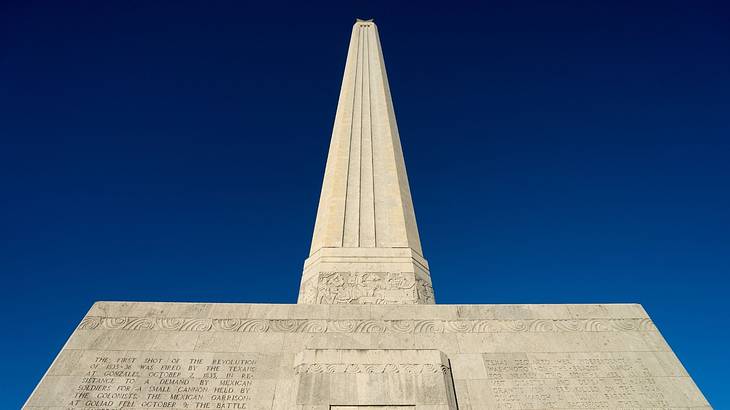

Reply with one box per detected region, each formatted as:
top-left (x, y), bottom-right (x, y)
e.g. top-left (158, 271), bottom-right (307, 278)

top-left (2, 0), bottom-right (728, 407)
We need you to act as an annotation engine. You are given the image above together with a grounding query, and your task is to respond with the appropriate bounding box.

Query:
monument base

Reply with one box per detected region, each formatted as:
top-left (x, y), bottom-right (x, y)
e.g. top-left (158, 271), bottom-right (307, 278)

top-left (26, 302), bottom-right (709, 409)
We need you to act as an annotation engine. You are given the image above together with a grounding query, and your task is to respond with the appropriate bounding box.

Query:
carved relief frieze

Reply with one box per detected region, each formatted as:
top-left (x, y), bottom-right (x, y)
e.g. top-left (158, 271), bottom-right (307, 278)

top-left (299, 272), bottom-right (436, 304)
top-left (77, 316), bottom-right (656, 333)
top-left (316, 272), bottom-right (417, 304)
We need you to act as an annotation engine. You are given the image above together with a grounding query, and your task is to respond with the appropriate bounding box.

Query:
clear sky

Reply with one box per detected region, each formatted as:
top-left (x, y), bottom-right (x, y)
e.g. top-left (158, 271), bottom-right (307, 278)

top-left (2, 0), bottom-right (728, 407)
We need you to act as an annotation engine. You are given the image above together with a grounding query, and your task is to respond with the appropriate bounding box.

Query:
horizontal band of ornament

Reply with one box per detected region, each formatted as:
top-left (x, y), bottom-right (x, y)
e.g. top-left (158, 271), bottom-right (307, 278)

top-left (294, 363), bottom-right (450, 374)
top-left (77, 317), bottom-right (656, 333)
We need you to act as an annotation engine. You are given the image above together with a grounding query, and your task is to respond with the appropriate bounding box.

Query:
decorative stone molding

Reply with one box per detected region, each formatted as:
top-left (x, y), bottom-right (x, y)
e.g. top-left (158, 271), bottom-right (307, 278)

top-left (77, 316), bottom-right (656, 333)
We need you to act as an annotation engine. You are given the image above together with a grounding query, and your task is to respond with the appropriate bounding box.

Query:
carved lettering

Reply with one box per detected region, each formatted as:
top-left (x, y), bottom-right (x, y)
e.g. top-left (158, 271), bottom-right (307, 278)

top-left (294, 363), bottom-right (450, 374)
top-left (481, 354), bottom-right (669, 408)
top-left (68, 352), bottom-right (257, 409)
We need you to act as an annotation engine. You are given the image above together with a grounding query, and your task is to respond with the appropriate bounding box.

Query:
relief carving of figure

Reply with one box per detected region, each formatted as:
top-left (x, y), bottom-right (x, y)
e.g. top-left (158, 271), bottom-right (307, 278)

top-left (315, 272), bottom-right (419, 304)
top-left (416, 279), bottom-right (435, 303)
top-left (300, 279), bottom-right (318, 304)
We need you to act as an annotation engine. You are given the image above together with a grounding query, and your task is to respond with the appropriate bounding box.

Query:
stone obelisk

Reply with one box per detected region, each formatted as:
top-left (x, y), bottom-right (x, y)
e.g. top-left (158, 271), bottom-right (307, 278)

top-left (298, 19), bottom-right (433, 305)
top-left (24, 19), bottom-right (710, 410)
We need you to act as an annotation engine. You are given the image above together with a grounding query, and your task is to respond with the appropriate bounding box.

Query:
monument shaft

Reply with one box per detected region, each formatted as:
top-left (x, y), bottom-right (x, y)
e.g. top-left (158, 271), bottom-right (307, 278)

top-left (299, 20), bottom-right (433, 305)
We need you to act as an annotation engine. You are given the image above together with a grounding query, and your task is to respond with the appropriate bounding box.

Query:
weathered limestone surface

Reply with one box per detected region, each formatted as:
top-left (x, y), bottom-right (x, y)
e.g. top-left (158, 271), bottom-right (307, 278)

top-left (25, 301), bottom-right (710, 409)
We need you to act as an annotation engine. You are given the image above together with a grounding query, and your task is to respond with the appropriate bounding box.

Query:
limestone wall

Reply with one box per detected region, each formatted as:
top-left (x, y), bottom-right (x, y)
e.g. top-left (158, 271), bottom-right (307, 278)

top-left (25, 302), bottom-right (710, 409)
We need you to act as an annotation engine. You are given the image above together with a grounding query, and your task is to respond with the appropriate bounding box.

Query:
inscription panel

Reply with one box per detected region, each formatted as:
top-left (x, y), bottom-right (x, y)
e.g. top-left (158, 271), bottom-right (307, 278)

top-left (38, 350), bottom-right (279, 410)
top-left (480, 353), bottom-right (671, 409)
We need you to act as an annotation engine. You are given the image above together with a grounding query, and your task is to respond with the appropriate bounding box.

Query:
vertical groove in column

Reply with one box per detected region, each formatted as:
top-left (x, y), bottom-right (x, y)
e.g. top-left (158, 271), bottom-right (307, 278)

top-left (370, 25), bottom-right (392, 248)
top-left (360, 27), bottom-right (376, 247)
top-left (343, 26), bottom-right (364, 247)
top-left (340, 27), bottom-right (361, 247)
top-left (369, 27), bottom-right (377, 247)
top-left (357, 26), bottom-right (364, 247)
